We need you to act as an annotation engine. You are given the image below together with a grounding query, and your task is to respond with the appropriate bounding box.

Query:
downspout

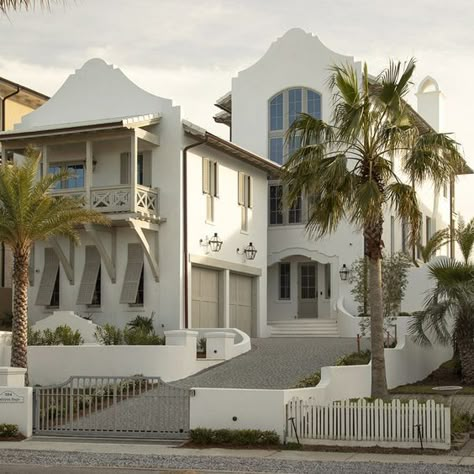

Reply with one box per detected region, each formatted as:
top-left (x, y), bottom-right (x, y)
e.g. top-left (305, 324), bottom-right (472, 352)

top-left (182, 137), bottom-right (207, 328)
top-left (0, 86), bottom-right (20, 288)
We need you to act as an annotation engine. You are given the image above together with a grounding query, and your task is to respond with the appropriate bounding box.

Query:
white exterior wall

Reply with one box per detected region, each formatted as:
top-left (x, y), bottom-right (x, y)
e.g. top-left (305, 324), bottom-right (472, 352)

top-left (186, 141), bottom-right (268, 336)
top-left (227, 28), bottom-right (451, 323)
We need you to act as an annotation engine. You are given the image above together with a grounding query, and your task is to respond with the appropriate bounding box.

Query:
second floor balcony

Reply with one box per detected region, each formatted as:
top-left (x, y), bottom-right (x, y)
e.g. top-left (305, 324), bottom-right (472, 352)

top-left (50, 184), bottom-right (159, 219)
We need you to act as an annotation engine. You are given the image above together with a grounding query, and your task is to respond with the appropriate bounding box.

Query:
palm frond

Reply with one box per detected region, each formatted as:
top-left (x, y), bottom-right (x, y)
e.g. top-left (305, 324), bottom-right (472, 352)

top-left (417, 227), bottom-right (450, 263)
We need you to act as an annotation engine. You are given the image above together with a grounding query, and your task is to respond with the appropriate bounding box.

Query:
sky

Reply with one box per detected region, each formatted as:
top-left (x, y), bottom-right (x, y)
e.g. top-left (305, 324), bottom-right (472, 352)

top-left (1, 0), bottom-right (474, 217)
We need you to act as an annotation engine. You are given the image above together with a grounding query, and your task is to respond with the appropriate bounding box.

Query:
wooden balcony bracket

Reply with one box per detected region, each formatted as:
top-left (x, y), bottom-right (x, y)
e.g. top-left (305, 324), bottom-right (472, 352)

top-left (50, 237), bottom-right (75, 285)
top-left (84, 224), bottom-right (117, 283)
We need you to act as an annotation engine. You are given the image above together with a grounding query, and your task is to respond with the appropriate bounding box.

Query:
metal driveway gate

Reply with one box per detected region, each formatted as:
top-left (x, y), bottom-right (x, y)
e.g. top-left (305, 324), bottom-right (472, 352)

top-left (33, 376), bottom-right (191, 439)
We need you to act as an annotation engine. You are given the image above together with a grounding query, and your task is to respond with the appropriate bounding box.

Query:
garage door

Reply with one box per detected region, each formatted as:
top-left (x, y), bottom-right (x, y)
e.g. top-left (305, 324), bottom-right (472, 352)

top-left (230, 273), bottom-right (253, 336)
top-left (191, 267), bottom-right (219, 328)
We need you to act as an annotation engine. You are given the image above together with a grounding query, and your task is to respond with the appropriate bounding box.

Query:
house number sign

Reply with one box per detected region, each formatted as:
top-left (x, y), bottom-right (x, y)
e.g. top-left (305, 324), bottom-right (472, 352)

top-left (0, 390), bottom-right (24, 403)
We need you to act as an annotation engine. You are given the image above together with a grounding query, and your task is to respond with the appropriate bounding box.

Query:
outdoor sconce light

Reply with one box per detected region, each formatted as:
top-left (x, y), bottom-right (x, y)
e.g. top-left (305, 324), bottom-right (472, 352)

top-left (339, 264), bottom-right (350, 281)
top-left (237, 242), bottom-right (258, 261)
top-left (200, 233), bottom-right (223, 253)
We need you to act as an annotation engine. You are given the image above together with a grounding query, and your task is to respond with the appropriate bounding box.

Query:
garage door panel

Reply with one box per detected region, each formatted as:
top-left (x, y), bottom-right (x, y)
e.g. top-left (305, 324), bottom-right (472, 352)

top-left (229, 273), bottom-right (253, 336)
top-left (192, 267), bottom-right (219, 328)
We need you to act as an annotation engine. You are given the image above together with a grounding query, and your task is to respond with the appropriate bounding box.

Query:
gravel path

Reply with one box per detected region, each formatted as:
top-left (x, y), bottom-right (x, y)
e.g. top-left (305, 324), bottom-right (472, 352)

top-left (175, 338), bottom-right (370, 389)
top-left (0, 449), bottom-right (471, 473)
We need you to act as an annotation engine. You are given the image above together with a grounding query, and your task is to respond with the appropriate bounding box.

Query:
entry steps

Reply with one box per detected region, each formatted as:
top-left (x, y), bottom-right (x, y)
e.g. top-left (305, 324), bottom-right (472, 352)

top-left (269, 319), bottom-right (340, 337)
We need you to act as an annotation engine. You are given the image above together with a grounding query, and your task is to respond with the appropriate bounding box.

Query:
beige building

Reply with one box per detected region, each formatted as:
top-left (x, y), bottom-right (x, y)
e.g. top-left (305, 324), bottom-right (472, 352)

top-left (0, 77), bottom-right (48, 313)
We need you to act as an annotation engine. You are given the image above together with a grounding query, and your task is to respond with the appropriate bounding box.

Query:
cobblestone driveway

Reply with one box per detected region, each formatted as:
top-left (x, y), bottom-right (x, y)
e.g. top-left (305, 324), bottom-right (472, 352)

top-left (175, 337), bottom-right (370, 390)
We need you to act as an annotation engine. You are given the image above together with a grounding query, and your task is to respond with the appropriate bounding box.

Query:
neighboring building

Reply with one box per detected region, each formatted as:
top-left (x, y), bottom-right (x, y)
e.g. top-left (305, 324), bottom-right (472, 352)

top-left (0, 59), bottom-right (278, 336)
top-left (0, 77), bottom-right (49, 314)
top-left (214, 29), bottom-right (470, 335)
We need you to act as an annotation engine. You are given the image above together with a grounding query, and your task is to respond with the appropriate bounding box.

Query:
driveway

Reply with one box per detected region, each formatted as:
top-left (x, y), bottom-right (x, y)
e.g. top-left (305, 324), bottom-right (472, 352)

top-left (174, 337), bottom-right (370, 390)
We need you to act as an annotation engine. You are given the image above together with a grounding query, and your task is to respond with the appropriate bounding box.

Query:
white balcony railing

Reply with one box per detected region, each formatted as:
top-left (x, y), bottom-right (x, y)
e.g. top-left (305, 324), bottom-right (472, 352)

top-left (51, 185), bottom-right (159, 219)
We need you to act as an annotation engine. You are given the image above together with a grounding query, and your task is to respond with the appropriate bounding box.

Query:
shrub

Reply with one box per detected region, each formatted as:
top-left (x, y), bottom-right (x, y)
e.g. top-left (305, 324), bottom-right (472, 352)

top-left (127, 315), bottom-right (155, 334)
top-left (293, 371), bottom-right (321, 388)
top-left (0, 423), bottom-right (18, 437)
top-left (190, 428), bottom-right (279, 446)
top-left (336, 349), bottom-right (371, 366)
top-left (197, 337), bottom-right (207, 353)
top-left (28, 325), bottom-right (83, 346)
top-left (95, 324), bottom-right (124, 345)
top-left (452, 411), bottom-right (473, 434)
top-left (123, 328), bottom-right (165, 345)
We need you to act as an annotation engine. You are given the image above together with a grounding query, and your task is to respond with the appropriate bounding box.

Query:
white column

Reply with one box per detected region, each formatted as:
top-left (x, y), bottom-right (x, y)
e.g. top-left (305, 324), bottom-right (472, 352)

top-left (130, 130), bottom-right (138, 212)
top-left (85, 140), bottom-right (93, 207)
top-left (42, 145), bottom-right (48, 178)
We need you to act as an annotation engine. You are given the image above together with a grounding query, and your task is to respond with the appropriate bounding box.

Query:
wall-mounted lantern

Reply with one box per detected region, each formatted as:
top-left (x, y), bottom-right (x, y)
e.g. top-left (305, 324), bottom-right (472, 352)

top-left (200, 232), bottom-right (223, 253)
top-left (339, 264), bottom-right (350, 281)
top-left (237, 242), bottom-right (257, 260)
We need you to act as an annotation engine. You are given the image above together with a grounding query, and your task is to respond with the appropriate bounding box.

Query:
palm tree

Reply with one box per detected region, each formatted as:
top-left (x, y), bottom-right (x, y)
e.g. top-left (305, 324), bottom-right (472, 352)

top-left (417, 227), bottom-right (450, 263)
top-left (409, 258), bottom-right (474, 384)
top-left (282, 60), bottom-right (465, 397)
top-left (0, 150), bottom-right (109, 371)
top-left (0, 0), bottom-right (61, 13)
top-left (455, 218), bottom-right (474, 264)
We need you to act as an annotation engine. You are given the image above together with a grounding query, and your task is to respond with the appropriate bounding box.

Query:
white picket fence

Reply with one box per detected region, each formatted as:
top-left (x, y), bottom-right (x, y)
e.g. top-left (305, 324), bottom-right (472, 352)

top-left (286, 398), bottom-right (451, 450)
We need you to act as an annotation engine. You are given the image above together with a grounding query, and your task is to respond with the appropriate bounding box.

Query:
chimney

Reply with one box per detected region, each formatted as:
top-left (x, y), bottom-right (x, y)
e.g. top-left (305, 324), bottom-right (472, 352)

top-left (416, 76), bottom-right (445, 132)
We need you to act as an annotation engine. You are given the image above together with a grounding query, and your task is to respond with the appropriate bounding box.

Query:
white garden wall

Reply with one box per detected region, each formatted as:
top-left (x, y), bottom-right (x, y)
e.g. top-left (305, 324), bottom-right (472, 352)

top-left (0, 329), bottom-right (251, 386)
top-left (191, 335), bottom-right (452, 440)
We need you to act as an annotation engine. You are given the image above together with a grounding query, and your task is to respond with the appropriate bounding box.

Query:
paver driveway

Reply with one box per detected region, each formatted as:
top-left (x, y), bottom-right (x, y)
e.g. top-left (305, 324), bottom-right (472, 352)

top-left (174, 337), bottom-right (370, 390)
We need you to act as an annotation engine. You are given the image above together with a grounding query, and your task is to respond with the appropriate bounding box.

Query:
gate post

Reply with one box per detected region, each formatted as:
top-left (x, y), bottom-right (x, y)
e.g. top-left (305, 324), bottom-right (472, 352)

top-left (0, 367), bottom-right (33, 437)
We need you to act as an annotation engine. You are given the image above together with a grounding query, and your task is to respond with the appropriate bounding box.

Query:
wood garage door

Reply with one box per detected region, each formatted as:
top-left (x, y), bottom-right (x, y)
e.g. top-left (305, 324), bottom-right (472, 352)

top-left (192, 267), bottom-right (219, 328)
top-left (230, 273), bottom-right (253, 336)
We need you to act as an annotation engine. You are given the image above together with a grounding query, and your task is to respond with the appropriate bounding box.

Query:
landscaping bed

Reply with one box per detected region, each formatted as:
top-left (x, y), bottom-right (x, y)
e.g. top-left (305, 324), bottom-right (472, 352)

top-left (391, 359), bottom-right (474, 395)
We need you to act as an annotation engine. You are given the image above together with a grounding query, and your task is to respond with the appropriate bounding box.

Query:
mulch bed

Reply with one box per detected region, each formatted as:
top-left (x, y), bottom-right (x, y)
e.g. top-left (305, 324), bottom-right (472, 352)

top-left (0, 434), bottom-right (26, 442)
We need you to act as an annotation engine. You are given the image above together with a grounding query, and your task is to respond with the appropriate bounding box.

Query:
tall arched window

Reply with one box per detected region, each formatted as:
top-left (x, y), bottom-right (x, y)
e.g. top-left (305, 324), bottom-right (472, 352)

top-left (268, 88), bottom-right (322, 164)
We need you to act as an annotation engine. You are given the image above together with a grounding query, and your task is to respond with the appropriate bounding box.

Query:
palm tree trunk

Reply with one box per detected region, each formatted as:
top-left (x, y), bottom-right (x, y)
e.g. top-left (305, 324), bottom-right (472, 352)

top-left (456, 331), bottom-right (474, 385)
top-left (368, 256), bottom-right (388, 397)
top-left (10, 246), bottom-right (30, 373)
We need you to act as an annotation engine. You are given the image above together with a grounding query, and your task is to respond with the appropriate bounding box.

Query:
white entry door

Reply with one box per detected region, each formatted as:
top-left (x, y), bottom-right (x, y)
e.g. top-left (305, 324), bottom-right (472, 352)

top-left (191, 267), bottom-right (220, 328)
top-left (298, 263), bottom-right (318, 318)
top-left (229, 273), bottom-right (253, 336)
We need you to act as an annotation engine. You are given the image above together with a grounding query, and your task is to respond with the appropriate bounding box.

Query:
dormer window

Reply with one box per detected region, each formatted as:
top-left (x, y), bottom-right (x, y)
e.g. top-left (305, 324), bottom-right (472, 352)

top-left (268, 88), bottom-right (322, 164)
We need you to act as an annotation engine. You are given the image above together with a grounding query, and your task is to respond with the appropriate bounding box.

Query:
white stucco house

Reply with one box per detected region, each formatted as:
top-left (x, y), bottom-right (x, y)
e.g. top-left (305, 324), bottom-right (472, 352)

top-left (0, 28), bottom-right (469, 339)
top-left (213, 28), bottom-right (470, 336)
top-left (0, 58), bottom-right (278, 337)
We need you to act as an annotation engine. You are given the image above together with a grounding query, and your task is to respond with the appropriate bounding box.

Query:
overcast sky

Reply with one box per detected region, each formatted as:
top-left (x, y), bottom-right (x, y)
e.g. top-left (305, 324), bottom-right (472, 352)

top-left (1, 0), bottom-right (473, 217)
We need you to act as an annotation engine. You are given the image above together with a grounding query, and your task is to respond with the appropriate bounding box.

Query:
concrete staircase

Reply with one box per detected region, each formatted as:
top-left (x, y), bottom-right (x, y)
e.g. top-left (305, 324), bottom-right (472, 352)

top-left (269, 319), bottom-right (340, 338)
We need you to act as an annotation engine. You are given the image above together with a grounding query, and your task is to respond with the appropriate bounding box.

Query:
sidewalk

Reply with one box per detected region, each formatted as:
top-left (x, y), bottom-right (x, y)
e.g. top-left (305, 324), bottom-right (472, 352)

top-left (0, 437), bottom-right (473, 467)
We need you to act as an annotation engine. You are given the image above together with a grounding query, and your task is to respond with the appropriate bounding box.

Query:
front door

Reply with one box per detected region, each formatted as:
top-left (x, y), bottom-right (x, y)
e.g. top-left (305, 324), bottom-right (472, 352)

top-left (298, 263), bottom-right (318, 318)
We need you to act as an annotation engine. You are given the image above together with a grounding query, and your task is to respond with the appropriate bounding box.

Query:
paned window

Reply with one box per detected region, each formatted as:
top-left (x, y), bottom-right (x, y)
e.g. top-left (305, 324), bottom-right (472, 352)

top-left (300, 264), bottom-right (316, 299)
top-left (279, 263), bottom-right (291, 300)
top-left (49, 163), bottom-right (84, 189)
top-left (269, 184), bottom-right (283, 225)
top-left (268, 88), bottom-right (322, 164)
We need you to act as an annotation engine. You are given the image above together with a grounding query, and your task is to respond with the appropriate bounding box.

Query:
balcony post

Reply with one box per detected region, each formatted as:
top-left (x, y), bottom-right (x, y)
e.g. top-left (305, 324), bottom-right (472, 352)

top-left (42, 145), bottom-right (48, 178)
top-left (130, 130), bottom-right (138, 213)
top-left (85, 140), bottom-right (93, 207)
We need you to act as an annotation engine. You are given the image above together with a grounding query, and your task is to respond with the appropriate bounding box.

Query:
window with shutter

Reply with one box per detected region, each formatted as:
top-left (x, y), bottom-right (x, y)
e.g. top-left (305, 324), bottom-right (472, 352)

top-left (36, 248), bottom-right (60, 305)
top-left (120, 243), bottom-right (144, 304)
top-left (238, 172), bottom-right (245, 206)
top-left (77, 246), bottom-right (101, 305)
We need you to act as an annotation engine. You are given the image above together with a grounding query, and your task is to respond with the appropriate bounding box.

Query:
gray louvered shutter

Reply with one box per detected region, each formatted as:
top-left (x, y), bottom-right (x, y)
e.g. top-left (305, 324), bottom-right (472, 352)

top-left (120, 243), bottom-right (144, 303)
top-left (213, 162), bottom-right (219, 197)
top-left (247, 175), bottom-right (253, 208)
top-left (36, 248), bottom-right (59, 305)
top-left (77, 246), bottom-right (101, 305)
top-left (142, 151), bottom-right (152, 187)
top-left (120, 152), bottom-right (130, 185)
top-left (238, 172), bottom-right (245, 205)
top-left (202, 158), bottom-right (210, 194)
